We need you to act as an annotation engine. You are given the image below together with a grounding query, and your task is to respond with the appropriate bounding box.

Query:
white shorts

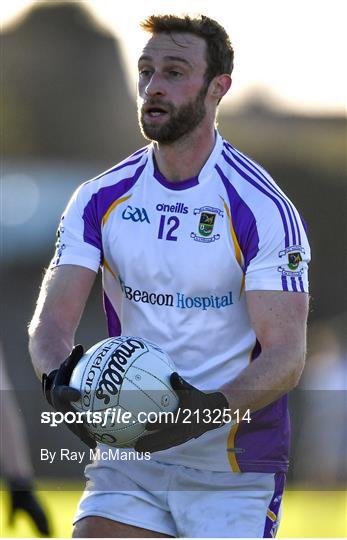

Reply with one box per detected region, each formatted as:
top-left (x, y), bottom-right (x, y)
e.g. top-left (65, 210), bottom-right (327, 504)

top-left (74, 456), bottom-right (285, 538)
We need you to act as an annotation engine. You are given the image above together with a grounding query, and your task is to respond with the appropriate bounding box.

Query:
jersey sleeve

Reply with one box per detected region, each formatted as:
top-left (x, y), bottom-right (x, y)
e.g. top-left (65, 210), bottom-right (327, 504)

top-left (50, 183), bottom-right (102, 273)
top-left (245, 203), bottom-right (311, 293)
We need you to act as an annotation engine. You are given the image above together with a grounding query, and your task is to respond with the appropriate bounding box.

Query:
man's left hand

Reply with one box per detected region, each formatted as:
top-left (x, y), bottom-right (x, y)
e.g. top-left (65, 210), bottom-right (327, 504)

top-left (42, 345), bottom-right (96, 449)
top-left (135, 372), bottom-right (229, 453)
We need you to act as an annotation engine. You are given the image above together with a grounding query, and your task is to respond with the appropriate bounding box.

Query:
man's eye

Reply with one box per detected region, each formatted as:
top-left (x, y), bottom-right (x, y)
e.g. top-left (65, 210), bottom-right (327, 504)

top-left (169, 70), bottom-right (182, 78)
top-left (139, 70), bottom-right (151, 77)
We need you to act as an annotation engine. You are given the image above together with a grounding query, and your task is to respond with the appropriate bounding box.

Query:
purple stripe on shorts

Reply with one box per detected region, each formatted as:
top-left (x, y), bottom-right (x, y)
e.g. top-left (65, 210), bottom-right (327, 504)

top-left (281, 274), bottom-right (288, 291)
top-left (215, 164), bottom-right (259, 270)
top-left (103, 292), bottom-right (121, 337)
top-left (291, 277), bottom-right (297, 292)
top-left (224, 142), bottom-right (301, 246)
top-left (263, 472), bottom-right (286, 538)
top-left (82, 162), bottom-right (147, 251)
top-left (221, 151), bottom-right (291, 249)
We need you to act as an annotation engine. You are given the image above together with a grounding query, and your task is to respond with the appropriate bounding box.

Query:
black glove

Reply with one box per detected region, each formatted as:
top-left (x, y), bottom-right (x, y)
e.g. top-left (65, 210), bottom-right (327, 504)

top-left (42, 345), bottom-right (96, 449)
top-left (8, 479), bottom-right (51, 536)
top-left (135, 372), bottom-right (229, 453)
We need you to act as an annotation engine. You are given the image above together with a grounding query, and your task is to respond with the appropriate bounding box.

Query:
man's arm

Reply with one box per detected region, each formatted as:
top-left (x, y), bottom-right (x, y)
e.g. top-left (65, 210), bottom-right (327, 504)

top-left (135, 290), bottom-right (309, 454)
top-left (219, 290), bottom-right (309, 414)
top-left (28, 264), bottom-right (96, 379)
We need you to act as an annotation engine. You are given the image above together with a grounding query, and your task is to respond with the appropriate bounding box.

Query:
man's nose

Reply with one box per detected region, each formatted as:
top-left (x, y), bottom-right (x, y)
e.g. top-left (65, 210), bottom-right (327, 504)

top-left (145, 72), bottom-right (166, 97)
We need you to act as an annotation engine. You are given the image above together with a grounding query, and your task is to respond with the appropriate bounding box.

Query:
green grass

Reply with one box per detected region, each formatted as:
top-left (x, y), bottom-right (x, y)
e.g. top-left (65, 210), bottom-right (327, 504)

top-left (0, 482), bottom-right (346, 538)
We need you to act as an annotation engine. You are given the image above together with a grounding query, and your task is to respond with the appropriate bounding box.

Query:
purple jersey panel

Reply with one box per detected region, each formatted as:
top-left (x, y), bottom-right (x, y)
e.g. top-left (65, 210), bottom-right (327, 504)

top-left (82, 162), bottom-right (147, 251)
top-left (103, 292), bottom-right (121, 337)
top-left (215, 164), bottom-right (260, 271)
top-left (233, 396), bottom-right (290, 473)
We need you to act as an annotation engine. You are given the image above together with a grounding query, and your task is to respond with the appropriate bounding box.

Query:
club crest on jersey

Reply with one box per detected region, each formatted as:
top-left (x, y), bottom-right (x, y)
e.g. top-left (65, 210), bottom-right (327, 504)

top-left (191, 206), bottom-right (223, 243)
top-left (287, 252), bottom-right (302, 270)
top-left (278, 245), bottom-right (305, 274)
top-left (198, 212), bottom-right (216, 237)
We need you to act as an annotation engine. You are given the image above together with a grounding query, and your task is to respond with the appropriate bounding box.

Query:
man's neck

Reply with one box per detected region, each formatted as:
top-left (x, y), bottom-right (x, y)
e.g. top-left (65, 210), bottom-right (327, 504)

top-left (152, 124), bottom-right (217, 182)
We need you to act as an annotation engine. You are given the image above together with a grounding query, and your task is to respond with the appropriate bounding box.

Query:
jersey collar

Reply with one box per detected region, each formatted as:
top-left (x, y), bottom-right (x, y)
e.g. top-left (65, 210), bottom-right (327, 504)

top-left (148, 131), bottom-right (224, 191)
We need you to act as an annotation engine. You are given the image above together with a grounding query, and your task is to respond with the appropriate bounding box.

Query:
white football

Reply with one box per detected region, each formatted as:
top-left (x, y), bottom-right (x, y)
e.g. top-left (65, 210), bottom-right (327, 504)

top-left (69, 336), bottom-right (179, 448)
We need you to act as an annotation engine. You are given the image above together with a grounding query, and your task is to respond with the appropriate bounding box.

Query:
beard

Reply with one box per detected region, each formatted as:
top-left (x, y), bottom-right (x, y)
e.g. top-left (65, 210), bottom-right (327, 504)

top-left (138, 86), bottom-right (207, 144)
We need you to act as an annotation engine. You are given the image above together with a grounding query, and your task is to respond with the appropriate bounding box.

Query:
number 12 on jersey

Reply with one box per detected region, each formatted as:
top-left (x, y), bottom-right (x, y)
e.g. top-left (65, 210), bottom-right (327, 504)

top-left (158, 215), bottom-right (180, 241)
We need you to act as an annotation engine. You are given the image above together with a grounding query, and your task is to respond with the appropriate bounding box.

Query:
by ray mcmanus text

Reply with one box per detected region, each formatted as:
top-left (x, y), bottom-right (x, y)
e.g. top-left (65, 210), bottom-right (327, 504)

top-left (40, 447), bottom-right (151, 464)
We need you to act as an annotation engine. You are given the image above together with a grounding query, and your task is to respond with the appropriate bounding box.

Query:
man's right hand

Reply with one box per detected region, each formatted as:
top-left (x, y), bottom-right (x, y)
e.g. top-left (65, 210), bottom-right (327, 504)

top-left (42, 345), bottom-right (96, 449)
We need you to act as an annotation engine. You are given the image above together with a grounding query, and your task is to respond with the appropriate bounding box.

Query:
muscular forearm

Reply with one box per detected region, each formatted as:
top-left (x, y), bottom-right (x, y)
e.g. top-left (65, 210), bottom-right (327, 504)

top-left (28, 265), bottom-right (95, 379)
top-left (219, 344), bottom-right (305, 416)
top-left (28, 319), bottom-right (73, 379)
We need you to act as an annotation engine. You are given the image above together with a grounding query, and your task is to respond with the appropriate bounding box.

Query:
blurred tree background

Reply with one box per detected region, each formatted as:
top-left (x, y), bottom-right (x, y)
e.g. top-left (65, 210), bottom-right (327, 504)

top-left (1, 2), bottom-right (346, 487)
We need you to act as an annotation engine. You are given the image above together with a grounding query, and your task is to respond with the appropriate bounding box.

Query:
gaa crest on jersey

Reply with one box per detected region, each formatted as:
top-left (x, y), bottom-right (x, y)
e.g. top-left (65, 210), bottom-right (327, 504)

top-left (122, 205), bottom-right (150, 223)
top-left (191, 206), bottom-right (223, 243)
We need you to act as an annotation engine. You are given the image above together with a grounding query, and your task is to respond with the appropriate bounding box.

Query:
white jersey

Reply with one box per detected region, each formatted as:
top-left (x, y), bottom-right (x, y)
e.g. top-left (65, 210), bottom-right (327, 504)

top-left (52, 131), bottom-right (310, 472)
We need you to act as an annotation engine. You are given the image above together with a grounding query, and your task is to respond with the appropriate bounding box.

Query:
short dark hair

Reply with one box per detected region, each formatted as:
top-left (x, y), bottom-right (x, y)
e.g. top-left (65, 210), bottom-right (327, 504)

top-left (140, 14), bottom-right (234, 86)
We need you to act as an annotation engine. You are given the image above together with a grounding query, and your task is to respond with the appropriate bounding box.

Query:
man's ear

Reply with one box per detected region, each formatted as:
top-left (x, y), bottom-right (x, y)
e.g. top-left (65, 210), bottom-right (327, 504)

top-left (209, 74), bottom-right (232, 101)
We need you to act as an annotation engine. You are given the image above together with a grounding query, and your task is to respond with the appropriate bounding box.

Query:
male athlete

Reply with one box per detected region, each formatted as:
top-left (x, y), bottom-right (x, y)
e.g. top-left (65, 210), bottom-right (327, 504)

top-left (29, 14), bottom-right (310, 538)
